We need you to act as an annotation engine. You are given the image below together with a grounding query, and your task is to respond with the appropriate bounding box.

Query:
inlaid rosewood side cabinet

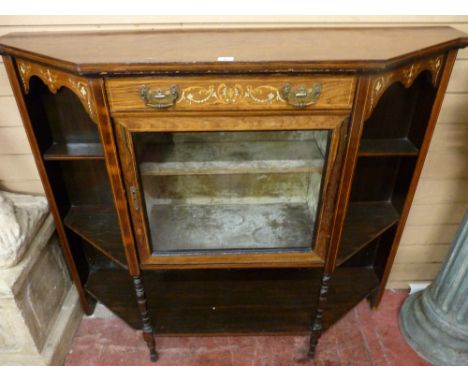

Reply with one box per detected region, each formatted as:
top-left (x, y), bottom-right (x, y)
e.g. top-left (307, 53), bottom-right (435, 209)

top-left (1, 27), bottom-right (467, 362)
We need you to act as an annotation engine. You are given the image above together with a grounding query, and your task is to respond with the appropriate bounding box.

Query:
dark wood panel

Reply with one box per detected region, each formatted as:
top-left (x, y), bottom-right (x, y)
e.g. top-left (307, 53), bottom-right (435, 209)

top-left (363, 78), bottom-right (423, 140)
top-left (43, 142), bottom-right (104, 160)
top-left (28, 80), bottom-right (100, 148)
top-left (358, 138), bottom-right (419, 157)
top-left (85, 267), bottom-right (378, 334)
top-left (59, 160), bottom-right (115, 207)
top-left (64, 206), bottom-right (128, 269)
top-left (337, 202), bottom-right (400, 265)
top-left (324, 267), bottom-right (380, 325)
top-left (349, 157), bottom-right (403, 203)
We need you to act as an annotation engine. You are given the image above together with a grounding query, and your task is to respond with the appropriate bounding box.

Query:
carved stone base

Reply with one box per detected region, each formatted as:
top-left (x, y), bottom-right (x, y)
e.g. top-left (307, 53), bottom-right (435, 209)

top-left (0, 191), bottom-right (48, 268)
top-left (0, 213), bottom-right (83, 365)
top-left (0, 287), bottom-right (82, 365)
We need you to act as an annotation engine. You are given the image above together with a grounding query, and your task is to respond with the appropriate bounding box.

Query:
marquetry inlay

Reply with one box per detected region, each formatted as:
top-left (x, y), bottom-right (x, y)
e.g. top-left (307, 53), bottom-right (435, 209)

top-left (365, 54), bottom-right (445, 120)
top-left (106, 76), bottom-right (356, 113)
top-left (177, 84), bottom-right (285, 106)
top-left (16, 59), bottom-right (97, 123)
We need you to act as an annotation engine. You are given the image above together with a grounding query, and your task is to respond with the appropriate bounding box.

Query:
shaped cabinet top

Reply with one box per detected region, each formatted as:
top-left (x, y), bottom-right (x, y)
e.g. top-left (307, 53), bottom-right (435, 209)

top-left (0, 27), bottom-right (467, 75)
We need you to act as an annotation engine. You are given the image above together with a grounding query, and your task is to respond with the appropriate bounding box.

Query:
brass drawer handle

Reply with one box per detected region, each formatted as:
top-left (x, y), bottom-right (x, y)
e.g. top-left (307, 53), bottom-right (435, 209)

top-left (139, 84), bottom-right (179, 109)
top-left (281, 83), bottom-right (322, 108)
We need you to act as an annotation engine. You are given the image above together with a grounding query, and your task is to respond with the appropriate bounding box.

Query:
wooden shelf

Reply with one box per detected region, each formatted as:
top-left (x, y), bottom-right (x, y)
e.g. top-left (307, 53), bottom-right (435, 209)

top-left (337, 201), bottom-right (400, 266)
top-left (85, 266), bottom-right (379, 334)
top-left (149, 202), bottom-right (315, 253)
top-left (139, 140), bottom-right (325, 176)
top-left (64, 206), bottom-right (127, 268)
top-left (358, 138), bottom-right (419, 157)
top-left (43, 142), bottom-right (104, 160)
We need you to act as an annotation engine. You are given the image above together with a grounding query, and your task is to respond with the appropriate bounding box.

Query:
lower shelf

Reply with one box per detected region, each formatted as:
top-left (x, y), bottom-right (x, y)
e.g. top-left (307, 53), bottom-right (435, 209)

top-left (149, 203), bottom-right (315, 253)
top-left (85, 266), bottom-right (379, 334)
top-left (337, 201), bottom-right (400, 265)
top-left (43, 142), bottom-right (104, 160)
top-left (358, 138), bottom-right (419, 157)
top-left (64, 206), bottom-right (127, 268)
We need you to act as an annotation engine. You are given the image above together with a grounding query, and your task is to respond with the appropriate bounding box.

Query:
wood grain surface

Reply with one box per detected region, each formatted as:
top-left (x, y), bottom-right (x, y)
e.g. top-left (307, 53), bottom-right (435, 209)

top-left (0, 27), bottom-right (467, 74)
top-left (106, 76), bottom-right (355, 112)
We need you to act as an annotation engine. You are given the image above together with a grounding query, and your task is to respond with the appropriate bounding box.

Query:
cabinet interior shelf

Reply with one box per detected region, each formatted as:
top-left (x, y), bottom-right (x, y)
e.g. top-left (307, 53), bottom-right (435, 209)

top-left (43, 142), bottom-right (104, 161)
top-left (63, 206), bottom-right (127, 268)
top-left (358, 138), bottom-right (419, 157)
top-left (139, 140), bottom-right (325, 176)
top-left (149, 202), bottom-right (316, 253)
top-left (337, 201), bottom-right (400, 266)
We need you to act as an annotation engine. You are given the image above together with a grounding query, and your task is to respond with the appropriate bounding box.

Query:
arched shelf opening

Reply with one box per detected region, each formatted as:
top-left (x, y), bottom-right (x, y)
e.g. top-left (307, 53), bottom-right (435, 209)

top-left (23, 74), bottom-right (128, 274)
top-left (360, 70), bottom-right (437, 157)
top-left (25, 75), bottom-right (103, 160)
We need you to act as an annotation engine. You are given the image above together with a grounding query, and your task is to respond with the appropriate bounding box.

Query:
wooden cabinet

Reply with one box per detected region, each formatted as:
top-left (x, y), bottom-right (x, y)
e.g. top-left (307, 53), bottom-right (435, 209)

top-left (1, 27), bottom-right (466, 362)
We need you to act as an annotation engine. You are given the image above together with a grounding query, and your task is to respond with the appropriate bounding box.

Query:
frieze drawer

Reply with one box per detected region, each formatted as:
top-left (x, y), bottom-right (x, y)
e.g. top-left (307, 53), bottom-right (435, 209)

top-left (105, 76), bottom-right (356, 113)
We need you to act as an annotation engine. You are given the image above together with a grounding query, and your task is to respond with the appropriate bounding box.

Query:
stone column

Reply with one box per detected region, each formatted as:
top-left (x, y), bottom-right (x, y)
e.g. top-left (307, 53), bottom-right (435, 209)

top-left (400, 211), bottom-right (468, 365)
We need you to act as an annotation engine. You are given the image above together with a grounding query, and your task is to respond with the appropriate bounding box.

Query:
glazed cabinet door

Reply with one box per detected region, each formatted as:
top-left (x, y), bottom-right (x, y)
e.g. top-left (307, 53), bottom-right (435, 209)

top-left (115, 113), bottom-right (350, 269)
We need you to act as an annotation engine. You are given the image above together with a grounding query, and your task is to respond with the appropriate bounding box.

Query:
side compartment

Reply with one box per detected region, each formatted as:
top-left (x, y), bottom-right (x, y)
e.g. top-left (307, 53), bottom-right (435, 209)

top-left (335, 52), bottom-right (457, 309)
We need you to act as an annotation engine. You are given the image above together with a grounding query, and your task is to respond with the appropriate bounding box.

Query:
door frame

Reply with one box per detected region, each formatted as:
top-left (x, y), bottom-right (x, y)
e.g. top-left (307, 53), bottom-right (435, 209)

top-left (115, 111), bottom-right (350, 269)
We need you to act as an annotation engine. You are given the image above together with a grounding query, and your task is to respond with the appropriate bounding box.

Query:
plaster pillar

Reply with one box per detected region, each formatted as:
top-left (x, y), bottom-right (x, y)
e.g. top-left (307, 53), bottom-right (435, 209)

top-left (400, 211), bottom-right (468, 365)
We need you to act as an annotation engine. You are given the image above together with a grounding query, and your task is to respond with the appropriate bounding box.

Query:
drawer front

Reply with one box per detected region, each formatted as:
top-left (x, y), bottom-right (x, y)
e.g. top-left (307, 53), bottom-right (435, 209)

top-left (105, 75), bottom-right (356, 113)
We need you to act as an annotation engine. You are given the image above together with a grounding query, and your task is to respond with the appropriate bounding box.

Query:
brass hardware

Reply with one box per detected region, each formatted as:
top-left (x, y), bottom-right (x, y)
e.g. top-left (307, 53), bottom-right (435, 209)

top-left (281, 83), bottom-right (322, 108)
top-left (130, 186), bottom-right (139, 211)
top-left (139, 84), bottom-right (179, 109)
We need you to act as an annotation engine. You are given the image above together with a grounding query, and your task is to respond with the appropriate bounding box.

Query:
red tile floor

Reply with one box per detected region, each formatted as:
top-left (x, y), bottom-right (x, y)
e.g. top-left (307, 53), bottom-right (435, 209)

top-left (64, 290), bottom-right (429, 366)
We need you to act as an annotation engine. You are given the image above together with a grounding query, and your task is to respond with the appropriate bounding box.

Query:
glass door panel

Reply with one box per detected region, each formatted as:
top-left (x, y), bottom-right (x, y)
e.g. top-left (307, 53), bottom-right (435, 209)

top-left (133, 130), bottom-right (330, 255)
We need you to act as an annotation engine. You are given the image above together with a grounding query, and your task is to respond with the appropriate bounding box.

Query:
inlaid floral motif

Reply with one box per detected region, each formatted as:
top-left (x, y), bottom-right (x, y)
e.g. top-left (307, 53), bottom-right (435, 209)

top-left (177, 83), bottom-right (285, 106)
top-left (16, 59), bottom-right (97, 123)
top-left (365, 54), bottom-right (445, 120)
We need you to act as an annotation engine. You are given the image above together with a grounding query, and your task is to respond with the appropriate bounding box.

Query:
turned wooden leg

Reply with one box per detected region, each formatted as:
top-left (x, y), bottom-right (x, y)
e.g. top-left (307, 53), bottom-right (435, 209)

top-left (308, 271), bottom-right (332, 358)
top-left (133, 276), bottom-right (158, 362)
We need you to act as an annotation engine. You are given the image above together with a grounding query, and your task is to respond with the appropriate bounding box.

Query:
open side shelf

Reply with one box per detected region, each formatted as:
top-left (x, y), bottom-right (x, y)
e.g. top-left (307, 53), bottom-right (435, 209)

top-left (22, 77), bottom-right (128, 280)
top-left (43, 142), bottom-right (104, 161)
top-left (337, 201), bottom-right (400, 266)
top-left (63, 206), bottom-right (127, 269)
top-left (358, 138), bottom-right (419, 157)
top-left (336, 71), bottom-right (438, 309)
